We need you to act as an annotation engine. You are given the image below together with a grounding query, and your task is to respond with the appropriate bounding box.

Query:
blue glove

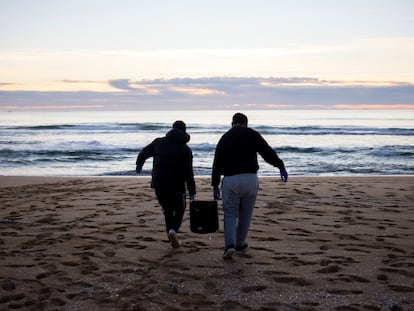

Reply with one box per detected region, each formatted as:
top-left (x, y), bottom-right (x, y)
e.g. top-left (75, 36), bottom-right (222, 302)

top-left (280, 169), bottom-right (288, 182)
top-left (135, 165), bottom-right (142, 174)
top-left (213, 189), bottom-right (220, 200)
top-left (189, 194), bottom-right (195, 201)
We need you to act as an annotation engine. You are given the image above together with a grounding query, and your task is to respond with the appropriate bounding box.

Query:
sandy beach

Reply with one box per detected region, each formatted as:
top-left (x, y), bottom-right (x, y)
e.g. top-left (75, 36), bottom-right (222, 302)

top-left (0, 176), bottom-right (413, 310)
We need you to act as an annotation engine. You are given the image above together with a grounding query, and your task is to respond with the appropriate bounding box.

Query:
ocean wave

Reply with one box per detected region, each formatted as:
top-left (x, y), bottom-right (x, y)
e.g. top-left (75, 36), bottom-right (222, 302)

top-left (255, 125), bottom-right (414, 136)
top-left (0, 148), bottom-right (136, 164)
top-left (368, 145), bottom-right (414, 157)
top-left (101, 170), bottom-right (138, 176)
top-left (1, 110), bottom-right (413, 176)
top-left (3, 123), bottom-right (412, 136)
top-left (2, 144), bottom-right (412, 163)
top-left (190, 143), bottom-right (216, 151)
top-left (2, 122), bottom-right (174, 132)
top-left (278, 146), bottom-right (364, 154)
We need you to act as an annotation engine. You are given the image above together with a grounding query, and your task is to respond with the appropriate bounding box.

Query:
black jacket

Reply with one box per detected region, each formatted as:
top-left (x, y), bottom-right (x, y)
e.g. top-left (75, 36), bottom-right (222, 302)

top-left (136, 128), bottom-right (196, 195)
top-left (212, 125), bottom-right (285, 188)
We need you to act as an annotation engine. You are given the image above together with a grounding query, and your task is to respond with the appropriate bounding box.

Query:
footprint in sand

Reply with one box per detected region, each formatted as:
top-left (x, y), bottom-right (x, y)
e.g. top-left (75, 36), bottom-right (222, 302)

top-left (317, 265), bottom-right (340, 274)
top-left (272, 276), bottom-right (313, 287)
top-left (2, 280), bottom-right (16, 291)
top-left (241, 285), bottom-right (267, 292)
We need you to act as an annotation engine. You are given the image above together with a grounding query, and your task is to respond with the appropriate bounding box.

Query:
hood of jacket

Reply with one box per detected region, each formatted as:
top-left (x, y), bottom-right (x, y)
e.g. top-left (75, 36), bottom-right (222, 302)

top-left (166, 128), bottom-right (190, 144)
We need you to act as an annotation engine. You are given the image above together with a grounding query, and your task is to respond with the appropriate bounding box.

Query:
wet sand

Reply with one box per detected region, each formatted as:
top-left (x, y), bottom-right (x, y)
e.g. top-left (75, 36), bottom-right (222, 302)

top-left (0, 176), bottom-right (413, 310)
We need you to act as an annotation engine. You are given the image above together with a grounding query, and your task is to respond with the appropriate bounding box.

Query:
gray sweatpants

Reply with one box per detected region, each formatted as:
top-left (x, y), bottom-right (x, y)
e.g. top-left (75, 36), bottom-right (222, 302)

top-left (221, 173), bottom-right (258, 247)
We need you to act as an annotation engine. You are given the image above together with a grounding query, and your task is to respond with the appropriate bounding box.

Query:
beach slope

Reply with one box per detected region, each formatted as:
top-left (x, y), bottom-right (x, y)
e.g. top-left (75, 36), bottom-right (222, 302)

top-left (1, 176), bottom-right (413, 310)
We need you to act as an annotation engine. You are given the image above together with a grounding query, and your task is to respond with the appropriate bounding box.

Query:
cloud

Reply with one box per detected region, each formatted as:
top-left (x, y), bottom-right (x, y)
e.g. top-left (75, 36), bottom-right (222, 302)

top-left (108, 79), bottom-right (136, 91)
top-left (108, 78), bottom-right (227, 96)
top-left (1, 77), bottom-right (413, 110)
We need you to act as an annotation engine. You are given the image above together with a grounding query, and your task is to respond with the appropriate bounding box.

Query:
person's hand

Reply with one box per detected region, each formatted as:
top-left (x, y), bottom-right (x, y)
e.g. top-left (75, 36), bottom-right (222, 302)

top-left (189, 194), bottom-right (195, 201)
top-left (280, 169), bottom-right (288, 182)
top-left (135, 165), bottom-right (142, 174)
top-left (213, 189), bottom-right (221, 200)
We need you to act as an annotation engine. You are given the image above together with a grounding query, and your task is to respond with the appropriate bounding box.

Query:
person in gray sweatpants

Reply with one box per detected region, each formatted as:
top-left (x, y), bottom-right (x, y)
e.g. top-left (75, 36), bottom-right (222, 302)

top-left (211, 113), bottom-right (288, 259)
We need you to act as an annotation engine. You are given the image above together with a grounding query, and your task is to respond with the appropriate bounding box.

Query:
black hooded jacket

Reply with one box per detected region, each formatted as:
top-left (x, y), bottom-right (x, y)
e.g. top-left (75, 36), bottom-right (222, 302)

top-left (136, 128), bottom-right (196, 195)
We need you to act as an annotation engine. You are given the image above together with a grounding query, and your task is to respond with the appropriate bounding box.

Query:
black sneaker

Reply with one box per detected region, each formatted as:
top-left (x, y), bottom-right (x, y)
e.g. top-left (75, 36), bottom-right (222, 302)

top-left (223, 244), bottom-right (236, 259)
top-left (236, 243), bottom-right (249, 253)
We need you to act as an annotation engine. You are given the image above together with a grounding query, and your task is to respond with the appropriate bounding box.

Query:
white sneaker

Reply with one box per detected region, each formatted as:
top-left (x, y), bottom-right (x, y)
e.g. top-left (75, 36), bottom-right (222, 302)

top-left (168, 229), bottom-right (180, 248)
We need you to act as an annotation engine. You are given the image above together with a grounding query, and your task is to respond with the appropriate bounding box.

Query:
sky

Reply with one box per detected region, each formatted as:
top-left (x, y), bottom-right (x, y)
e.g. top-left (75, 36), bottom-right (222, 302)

top-left (1, 0), bottom-right (414, 110)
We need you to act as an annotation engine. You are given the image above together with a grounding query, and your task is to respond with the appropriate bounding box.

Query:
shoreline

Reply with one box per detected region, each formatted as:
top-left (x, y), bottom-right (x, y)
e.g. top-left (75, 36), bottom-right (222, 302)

top-left (1, 174), bottom-right (414, 186)
top-left (1, 175), bottom-right (413, 310)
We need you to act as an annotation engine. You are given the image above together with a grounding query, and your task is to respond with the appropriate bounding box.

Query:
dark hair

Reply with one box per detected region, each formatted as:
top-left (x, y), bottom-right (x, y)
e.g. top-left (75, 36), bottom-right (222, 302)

top-left (232, 113), bottom-right (248, 126)
top-left (173, 120), bottom-right (186, 132)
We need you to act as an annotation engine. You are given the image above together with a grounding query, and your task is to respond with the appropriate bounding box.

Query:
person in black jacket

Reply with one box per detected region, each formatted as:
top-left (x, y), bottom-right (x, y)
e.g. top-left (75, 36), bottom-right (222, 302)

top-left (136, 120), bottom-right (196, 248)
top-left (211, 113), bottom-right (288, 259)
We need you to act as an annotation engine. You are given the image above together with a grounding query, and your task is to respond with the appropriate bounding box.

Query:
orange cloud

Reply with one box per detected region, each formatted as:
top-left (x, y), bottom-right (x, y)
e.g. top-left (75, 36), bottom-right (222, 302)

top-left (170, 87), bottom-right (226, 96)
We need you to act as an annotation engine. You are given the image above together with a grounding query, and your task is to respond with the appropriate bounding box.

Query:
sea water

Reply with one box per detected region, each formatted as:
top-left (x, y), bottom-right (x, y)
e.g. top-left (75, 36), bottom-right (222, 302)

top-left (0, 110), bottom-right (413, 176)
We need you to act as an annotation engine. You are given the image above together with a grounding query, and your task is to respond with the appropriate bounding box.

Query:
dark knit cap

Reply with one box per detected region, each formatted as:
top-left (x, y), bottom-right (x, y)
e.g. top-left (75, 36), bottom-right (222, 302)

top-left (173, 120), bottom-right (186, 132)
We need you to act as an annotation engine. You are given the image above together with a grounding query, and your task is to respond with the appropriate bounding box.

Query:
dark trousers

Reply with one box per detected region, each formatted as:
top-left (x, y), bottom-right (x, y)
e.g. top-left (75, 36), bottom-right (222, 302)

top-left (155, 189), bottom-right (186, 233)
